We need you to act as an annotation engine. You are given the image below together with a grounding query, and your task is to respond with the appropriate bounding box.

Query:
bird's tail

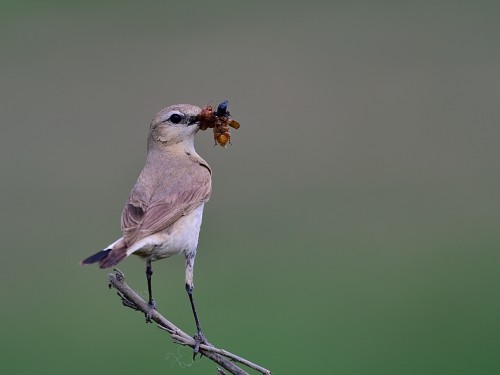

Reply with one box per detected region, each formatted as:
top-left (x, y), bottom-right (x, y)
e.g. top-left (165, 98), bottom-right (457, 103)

top-left (80, 249), bottom-right (111, 265)
top-left (80, 240), bottom-right (128, 269)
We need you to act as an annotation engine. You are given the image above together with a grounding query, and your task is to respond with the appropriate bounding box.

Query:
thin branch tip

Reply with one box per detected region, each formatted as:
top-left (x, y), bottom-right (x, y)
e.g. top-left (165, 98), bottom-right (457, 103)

top-left (106, 273), bottom-right (271, 375)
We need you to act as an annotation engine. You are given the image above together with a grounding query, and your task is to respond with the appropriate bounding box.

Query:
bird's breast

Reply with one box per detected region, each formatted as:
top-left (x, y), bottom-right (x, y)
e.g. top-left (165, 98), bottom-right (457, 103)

top-left (131, 204), bottom-right (205, 261)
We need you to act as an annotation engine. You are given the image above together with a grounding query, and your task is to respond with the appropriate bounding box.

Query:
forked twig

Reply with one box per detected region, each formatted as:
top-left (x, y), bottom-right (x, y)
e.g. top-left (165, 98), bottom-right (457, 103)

top-left (107, 270), bottom-right (271, 375)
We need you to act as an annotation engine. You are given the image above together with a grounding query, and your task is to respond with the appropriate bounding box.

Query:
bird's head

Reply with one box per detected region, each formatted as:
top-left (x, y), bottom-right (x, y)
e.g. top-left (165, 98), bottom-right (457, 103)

top-left (148, 104), bottom-right (202, 149)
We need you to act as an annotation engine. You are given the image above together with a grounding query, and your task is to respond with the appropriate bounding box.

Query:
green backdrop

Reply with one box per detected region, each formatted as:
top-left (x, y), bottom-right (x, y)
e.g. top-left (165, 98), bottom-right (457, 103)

top-left (1, 1), bottom-right (499, 374)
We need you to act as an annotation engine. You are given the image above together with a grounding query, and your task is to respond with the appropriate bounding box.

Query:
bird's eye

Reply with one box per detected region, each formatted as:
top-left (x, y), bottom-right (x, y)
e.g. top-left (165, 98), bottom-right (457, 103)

top-left (168, 113), bottom-right (183, 124)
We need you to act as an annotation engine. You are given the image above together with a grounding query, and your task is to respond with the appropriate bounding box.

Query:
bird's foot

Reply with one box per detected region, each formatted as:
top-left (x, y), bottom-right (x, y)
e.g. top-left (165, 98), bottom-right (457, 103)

top-left (144, 300), bottom-right (157, 323)
top-left (192, 331), bottom-right (209, 360)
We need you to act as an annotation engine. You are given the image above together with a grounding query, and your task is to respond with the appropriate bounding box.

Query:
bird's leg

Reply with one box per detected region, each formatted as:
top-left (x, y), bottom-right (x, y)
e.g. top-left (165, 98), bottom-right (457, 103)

top-left (145, 260), bottom-right (156, 323)
top-left (186, 283), bottom-right (206, 358)
top-left (185, 255), bottom-right (207, 359)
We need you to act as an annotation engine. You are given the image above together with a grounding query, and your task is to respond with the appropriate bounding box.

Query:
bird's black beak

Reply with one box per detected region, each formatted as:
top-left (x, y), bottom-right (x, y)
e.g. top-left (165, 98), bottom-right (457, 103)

top-left (187, 116), bottom-right (199, 126)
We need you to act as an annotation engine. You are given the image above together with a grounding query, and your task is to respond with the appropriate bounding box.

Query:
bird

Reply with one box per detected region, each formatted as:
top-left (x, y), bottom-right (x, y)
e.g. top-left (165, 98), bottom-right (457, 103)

top-left (81, 103), bottom-right (212, 355)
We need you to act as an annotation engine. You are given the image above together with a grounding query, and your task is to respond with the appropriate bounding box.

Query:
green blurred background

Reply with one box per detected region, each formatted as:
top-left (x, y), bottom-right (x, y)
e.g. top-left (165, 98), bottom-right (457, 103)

top-left (1, 1), bottom-right (499, 374)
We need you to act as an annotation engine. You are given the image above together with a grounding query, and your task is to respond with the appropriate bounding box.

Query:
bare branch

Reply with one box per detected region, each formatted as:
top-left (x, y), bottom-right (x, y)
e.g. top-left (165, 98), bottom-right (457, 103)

top-left (107, 270), bottom-right (272, 375)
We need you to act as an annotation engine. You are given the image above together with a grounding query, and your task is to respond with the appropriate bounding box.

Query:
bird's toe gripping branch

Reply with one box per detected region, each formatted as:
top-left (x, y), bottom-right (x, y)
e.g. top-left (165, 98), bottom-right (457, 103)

top-left (145, 299), bottom-right (157, 323)
top-left (193, 330), bottom-right (209, 359)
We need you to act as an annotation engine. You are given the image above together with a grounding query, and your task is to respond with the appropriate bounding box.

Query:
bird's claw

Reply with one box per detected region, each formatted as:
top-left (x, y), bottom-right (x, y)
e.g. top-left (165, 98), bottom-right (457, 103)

top-left (145, 300), bottom-right (157, 323)
top-left (192, 331), bottom-right (208, 360)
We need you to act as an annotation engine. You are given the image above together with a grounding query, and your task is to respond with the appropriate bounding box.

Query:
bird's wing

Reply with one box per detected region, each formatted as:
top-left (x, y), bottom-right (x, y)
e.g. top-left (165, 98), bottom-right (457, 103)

top-left (121, 163), bottom-right (211, 246)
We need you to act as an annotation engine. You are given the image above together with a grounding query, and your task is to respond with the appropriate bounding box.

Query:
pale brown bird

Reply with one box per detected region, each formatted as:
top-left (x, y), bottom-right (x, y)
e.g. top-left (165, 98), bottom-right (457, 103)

top-left (81, 104), bottom-right (212, 355)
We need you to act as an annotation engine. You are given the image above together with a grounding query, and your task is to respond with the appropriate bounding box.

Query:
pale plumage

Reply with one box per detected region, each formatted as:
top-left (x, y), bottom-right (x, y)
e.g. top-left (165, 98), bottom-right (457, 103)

top-left (81, 103), bottom-right (212, 356)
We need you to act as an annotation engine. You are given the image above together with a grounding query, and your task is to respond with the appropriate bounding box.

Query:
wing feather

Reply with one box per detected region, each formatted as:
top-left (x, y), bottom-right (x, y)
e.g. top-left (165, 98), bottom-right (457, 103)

top-left (121, 163), bottom-right (211, 246)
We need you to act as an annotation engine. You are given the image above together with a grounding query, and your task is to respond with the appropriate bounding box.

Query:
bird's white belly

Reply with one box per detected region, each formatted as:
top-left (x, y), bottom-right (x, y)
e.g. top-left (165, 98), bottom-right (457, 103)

top-left (127, 204), bottom-right (205, 261)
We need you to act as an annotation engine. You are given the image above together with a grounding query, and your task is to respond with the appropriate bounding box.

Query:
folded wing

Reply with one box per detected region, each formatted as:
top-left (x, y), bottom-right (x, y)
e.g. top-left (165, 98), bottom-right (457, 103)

top-left (121, 163), bottom-right (212, 247)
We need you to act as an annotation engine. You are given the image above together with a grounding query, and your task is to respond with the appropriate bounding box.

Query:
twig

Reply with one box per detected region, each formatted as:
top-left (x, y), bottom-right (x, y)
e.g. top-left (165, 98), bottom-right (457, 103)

top-left (160, 327), bottom-right (272, 374)
top-left (108, 270), bottom-right (272, 375)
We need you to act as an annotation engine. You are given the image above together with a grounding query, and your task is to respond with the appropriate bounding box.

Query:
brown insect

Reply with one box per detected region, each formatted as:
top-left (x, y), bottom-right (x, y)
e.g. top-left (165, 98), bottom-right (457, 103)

top-left (197, 105), bottom-right (214, 131)
top-left (196, 101), bottom-right (240, 147)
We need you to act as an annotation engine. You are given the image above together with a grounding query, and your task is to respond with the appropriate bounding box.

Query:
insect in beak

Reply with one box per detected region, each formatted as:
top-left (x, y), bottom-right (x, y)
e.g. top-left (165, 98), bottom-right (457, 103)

top-left (196, 100), bottom-right (241, 147)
